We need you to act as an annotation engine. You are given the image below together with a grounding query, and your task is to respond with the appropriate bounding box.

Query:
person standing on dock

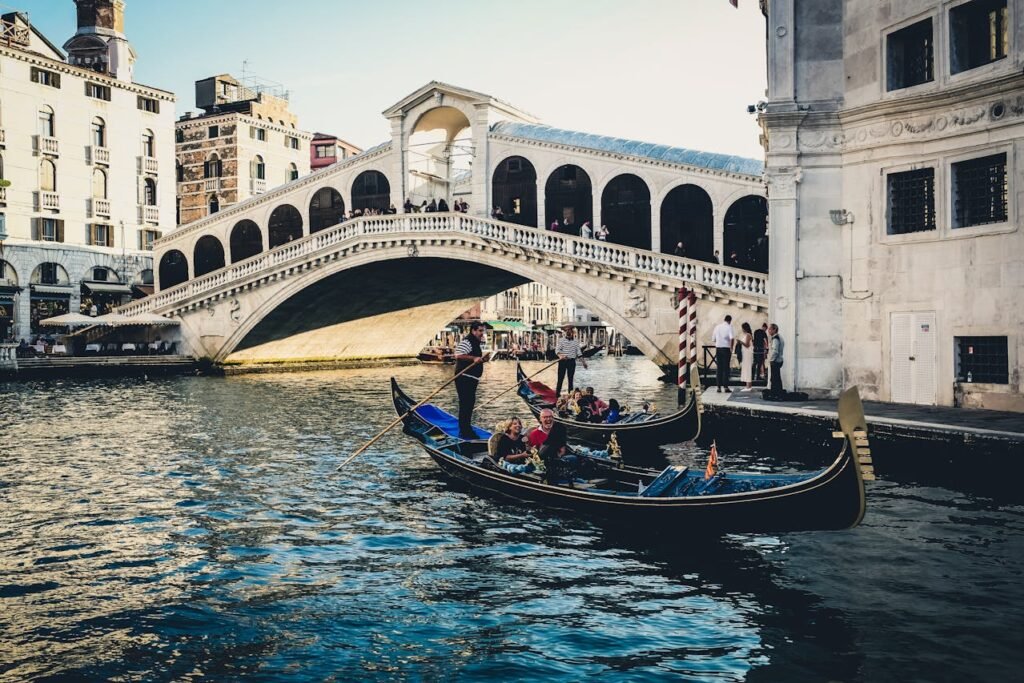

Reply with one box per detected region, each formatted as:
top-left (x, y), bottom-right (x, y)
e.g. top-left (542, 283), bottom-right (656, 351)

top-left (454, 322), bottom-right (489, 439)
top-left (711, 315), bottom-right (735, 393)
top-left (767, 323), bottom-right (785, 397)
top-left (555, 326), bottom-right (587, 396)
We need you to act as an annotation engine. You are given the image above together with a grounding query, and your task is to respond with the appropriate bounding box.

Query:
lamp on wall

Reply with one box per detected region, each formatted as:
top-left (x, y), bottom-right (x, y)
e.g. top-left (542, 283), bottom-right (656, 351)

top-left (829, 209), bottom-right (854, 226)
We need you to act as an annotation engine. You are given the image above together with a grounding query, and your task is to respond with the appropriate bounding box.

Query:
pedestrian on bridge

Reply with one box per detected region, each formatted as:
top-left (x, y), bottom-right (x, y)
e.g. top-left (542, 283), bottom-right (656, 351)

top-left (712, 315), bottom-right (734, 393)
top-left (581, 221), bottom-right (593, 239)
top-left (454, 322), bottom-right (489, 440)
top-left (555, 326), bottom-right (587, 396)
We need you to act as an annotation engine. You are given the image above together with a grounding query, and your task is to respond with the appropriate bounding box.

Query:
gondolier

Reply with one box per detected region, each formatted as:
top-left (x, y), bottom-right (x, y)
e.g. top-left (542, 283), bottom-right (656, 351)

top-left (555, 326), bottom-right (587, 396)
top-left (453, 322), bottom-right (489, 439)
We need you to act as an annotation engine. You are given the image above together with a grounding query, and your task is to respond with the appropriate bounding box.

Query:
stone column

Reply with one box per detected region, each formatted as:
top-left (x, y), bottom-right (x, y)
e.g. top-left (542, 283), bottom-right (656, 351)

top-left (536, 178), bottom-right (545, 229)
top-left (470, 107), bottom-right (490, 217)
top-left (650, 194), bottom-right (663, 252)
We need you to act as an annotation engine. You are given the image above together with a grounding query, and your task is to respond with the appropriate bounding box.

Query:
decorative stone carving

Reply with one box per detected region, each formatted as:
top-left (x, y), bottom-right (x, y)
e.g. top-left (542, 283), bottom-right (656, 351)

top-left (625, 285), bottom-right (648, 318)
top-left (766, 168), bottom-right (802, 201)
top-left (229, 297), bottom-right (241, 325)
top-left (407, 244), bottom-right (420, 257)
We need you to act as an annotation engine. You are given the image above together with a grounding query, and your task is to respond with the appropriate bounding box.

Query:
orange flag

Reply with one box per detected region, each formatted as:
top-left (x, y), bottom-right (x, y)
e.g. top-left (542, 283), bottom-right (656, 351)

top-left (705, 440), bottom-right (719, 480)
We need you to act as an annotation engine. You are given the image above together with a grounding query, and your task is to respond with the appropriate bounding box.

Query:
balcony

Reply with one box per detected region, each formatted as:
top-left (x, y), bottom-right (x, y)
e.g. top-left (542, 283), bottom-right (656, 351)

top-left (36, 135), bottom-right (59, 156)
top-left (90, 146), bottom-right (110, 165)
top-left (251, 178), bottom-right (267, 194)
top-left (141, 205), bottom-right (159, 224)
top-left (91, 197), bottom-right (111, 217)
top-left (141, 156), bottom-right (158, 175)
top-left (36, 191), bottom-right (60, 211)
top-left (204, 177), bottom-right (221, 192)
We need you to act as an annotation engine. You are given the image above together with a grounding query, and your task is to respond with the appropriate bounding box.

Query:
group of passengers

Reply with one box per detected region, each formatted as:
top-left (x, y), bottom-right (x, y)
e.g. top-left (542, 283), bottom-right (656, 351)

top-left (554, 386), bottom-right (624, 424)
top-left (491, 410), bottom-right (586, 483)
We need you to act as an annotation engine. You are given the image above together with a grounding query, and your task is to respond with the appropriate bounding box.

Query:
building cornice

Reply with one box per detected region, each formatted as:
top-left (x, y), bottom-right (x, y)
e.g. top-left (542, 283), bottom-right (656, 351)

top-left (175, 112), bottom-right (313, 139)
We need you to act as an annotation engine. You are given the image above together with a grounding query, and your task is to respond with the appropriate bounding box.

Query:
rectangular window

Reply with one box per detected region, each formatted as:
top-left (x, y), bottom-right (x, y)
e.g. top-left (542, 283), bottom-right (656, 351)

top-left (175, 129), bottom-right (184, 143)
top-left (31, 67), bottom-right (61, 88)
top-left (88, 224), bottom-right (114, 248)
top-left (953, 153), bottom-right (1007, 228)
top-left (37, 218), bottom-right (64, 243)
top-left (209, 125), bottom-right (219, 139)
top-left (139, 229), bottom-right (160, 251)
top-left (887, 168), bottom-right (936, 234)
top-left (315, 144), bottom-right (335, 158)
top-left (951, 0), bottom-right (1008, 74)
top-left (137, 96), bottom-right (160, 113)
top-left (955, 336), bottom-right (1008, 383)
top-left (85, 82), bottom-right (111, 101)
top-left (250, 126), bottom-right (266, 141)
top-left (286, 135), bottom-right (300, 149)
top-left (39, 262), bottom-right (59, 284)
top-left (887, 18), bottom-right (934, 90)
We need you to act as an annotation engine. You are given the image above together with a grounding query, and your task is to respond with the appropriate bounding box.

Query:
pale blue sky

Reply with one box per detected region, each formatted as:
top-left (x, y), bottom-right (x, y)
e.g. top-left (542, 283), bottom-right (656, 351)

top-left (25, 0), bottom-right (768, 158)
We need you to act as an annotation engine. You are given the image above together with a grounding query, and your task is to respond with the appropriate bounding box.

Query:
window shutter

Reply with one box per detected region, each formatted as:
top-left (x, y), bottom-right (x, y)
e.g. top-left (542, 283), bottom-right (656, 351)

top-left (31, 217), bottom-right (39, 241)
top-left (56, 220), bottom-right (64, 243)
top-left (86, 224), bottom-right (93, 246)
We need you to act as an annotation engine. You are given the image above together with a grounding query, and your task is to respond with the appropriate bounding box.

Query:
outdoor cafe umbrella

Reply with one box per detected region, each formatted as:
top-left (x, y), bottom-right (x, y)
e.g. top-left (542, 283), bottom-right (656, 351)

top-left (38, 312), bottom-right (101, 328)
top-left (124, 312), bottom-right (180, 326)
top-left (92, 312), bottom-right (133, 326)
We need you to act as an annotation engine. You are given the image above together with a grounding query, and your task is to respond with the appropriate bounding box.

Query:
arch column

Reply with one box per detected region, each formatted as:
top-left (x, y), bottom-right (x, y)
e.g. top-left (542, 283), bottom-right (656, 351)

top-left (650, 194), bottom-right (664, 253)
top-left (469, 108), bottom-right (489, 217)
top-left (592, 180), bottom-right (604, 234)
top-left (714, 210), bottom-right (725, 260)
top-left (536, 179), bottom-right (545, 229)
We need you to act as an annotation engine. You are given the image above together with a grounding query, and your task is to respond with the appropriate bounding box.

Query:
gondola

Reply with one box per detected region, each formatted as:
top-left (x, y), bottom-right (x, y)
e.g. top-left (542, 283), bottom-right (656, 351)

top-left (581, 345), bottom-right (603, 359)
top-left (515, 362), bottom-right (701, 451)
top-left (391, 378), bottom-right (869, 533)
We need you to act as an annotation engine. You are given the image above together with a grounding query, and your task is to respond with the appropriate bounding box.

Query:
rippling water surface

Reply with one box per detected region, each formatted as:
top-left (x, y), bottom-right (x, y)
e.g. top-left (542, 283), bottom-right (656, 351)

top-left (2, 357), bottom-right (1022, 681)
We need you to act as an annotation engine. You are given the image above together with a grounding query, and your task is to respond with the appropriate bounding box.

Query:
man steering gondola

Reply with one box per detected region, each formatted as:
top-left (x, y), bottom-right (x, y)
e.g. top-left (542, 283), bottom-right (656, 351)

top-left (453, 322), bottom-right (489, 439)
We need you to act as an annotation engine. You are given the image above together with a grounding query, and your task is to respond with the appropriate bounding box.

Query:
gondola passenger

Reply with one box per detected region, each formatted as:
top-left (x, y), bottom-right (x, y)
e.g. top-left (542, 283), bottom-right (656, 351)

top-left (494, 417), bottom-right (532, 468)
top-left (604, 399), bottom-right (622, 424)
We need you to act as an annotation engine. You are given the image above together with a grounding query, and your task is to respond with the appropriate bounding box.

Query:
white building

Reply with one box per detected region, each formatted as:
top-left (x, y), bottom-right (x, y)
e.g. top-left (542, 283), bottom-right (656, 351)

top-left (760, 0), bottom-right (1022, 411)
top-left (0, 3), bottom-right (175, 341)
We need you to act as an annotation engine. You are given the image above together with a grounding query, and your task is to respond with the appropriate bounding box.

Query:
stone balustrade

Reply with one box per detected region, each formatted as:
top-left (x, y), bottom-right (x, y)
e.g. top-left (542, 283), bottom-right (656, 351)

top-left (37, 135), bottom-right (59, 156)
top-left (91, 146), bottom-right (110, 165)
top-left (91, 198), bottom-right (111, 217)
top-left (0, 343), bottom-right (17, 370)
top-left (37, 191), bottom-right (59, 211)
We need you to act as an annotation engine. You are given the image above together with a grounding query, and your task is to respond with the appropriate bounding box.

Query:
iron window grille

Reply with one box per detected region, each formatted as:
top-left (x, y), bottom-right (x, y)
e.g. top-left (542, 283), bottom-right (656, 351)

top-left (953, 153), bottom-right (1007, 228)
top-left (888, 168), bottom-right (936, 234)
top-left (955, 336), bottom-right (1008, 383)
top-left (950, 0), bottom-right (1008, 74)
top-left (887, 18), bottom-right (934, 90)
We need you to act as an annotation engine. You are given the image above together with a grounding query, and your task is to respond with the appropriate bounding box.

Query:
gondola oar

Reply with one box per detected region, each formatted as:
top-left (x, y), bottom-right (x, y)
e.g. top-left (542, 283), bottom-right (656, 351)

top-left (479, 358), bottom-right (559, 408)
top-left (336, 355), bottom-right (490, 471)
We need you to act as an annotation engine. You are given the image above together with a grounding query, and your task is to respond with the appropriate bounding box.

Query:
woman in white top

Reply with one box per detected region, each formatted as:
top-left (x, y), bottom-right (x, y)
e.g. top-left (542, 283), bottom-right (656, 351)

top-left (737, 322), bottom-right (754, 390)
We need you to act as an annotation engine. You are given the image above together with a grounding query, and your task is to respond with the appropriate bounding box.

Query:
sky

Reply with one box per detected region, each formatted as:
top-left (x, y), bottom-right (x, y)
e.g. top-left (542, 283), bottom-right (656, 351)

top-left (25, 0), bottom-right (768, 159)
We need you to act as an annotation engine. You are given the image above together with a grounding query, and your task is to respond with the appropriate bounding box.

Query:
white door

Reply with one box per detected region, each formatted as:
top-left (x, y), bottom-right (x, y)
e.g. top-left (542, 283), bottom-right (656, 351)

top-left (890, 311), bottom-right (936, 405)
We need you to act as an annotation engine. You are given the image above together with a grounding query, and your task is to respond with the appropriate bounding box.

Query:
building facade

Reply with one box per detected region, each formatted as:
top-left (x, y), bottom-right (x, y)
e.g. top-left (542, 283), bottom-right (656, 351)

top-left (0, 3), bottom-right (175, 341)
top-left (310, 132), bottom-right (361, 171)
top-left (760, 0), bottom-right (1022, 410)
top-left (175, 74), bottom-right (312, 226)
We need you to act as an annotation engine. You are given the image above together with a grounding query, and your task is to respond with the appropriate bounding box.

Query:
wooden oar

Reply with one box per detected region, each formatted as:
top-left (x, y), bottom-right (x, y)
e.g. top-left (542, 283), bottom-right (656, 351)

top-left (479, 358), bottom-right (559, 408)
top-left (336, 356), bottom-right (488, 471)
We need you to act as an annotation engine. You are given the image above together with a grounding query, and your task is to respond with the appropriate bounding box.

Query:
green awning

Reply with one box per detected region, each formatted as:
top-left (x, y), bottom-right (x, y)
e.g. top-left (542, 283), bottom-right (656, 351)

top-left (485, 320), bottom-right (529, 332)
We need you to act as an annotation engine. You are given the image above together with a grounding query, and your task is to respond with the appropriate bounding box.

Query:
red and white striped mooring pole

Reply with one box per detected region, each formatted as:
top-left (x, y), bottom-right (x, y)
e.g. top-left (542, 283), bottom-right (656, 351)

top-left (677, 287), bottom-right (698, 401)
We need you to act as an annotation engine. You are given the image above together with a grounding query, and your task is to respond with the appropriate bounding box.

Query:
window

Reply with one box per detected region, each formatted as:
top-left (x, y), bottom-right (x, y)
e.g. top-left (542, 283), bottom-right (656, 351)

top-left (208, 125), bottom-right (219, 139)
top-left (31, 67), bottom-right (60, 88)
top-left (953, 153), bottom-right (1007, 228)
top-left (87, 224), bottom-right (113, 248)
top-left (139, 230), bottom-right (160, 251)
top-left (92, 168), bottom-right (107, 199)
top-left (92, 267), bottom-right (109, 281)
top-left (35, 218), bottom-right (64, 243)
top-left (39, 262), bottom-right (60, 283)
top-left (951, 0), bottom-right (1008, 74)
top-left (137, 96), bottom-right (159, 113)
top-left (314, 144), bottom-right (335, 158)
top-left (955, 336), bottom-right (1008, 383)
top-left (144, 178), bottom-right (157, 206)
top-left (40, 159), bottom-right (57, 192)
top-left (204, 155), bottom-right (222, 178)
top-left (287, 163), bottom-right (298, 182)
top-left (252, 156), bottom-right (265, 180)
top-left (38, 107), bottom-right (55, 137)
top-left (175, 129), bottom-right (184, 143)
top-left (91, 117), bottom-right (106, 147)
top-left (887, 168), bottom-right (936, 234)
top-left (141, 131), bottom-right (155, 158)
top-left (286, 135), bottom-right (300, 150)
top-left (209, 195), bottom-right (220, 214)
top-left (250, 126), bottom-right (266, 141)
top-left (85, 82), bottom-right (110, 101)
top-left (887, 18), bottom-right (934, 90)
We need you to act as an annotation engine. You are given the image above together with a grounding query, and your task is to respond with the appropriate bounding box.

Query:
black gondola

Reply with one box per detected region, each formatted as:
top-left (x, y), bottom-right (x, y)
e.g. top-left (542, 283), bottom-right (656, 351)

top-left (390, 378), bottom-right (869, 533)
top-left (515, 362), bottom-right (701, 451)
top-left (581, 345), bottom-right (603, 359)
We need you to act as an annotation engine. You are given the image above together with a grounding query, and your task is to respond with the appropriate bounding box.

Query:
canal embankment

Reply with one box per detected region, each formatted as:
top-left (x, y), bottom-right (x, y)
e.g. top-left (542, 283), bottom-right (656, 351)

top-left (0, 355), bottom-right (198, 380)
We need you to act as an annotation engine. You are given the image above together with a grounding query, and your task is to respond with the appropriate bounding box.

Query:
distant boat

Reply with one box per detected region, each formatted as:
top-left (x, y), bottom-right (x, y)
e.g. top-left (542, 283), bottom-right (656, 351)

top-left (390, 378), bottom-right (870, 533)
top-left (418, 346), bottom-right (453, 364)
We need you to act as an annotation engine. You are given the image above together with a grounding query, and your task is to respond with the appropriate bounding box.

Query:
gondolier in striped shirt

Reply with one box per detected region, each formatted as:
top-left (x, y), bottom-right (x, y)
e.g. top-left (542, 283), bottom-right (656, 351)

top-left (453, 322), bottom-right (489, 439)
top-left (555, 326), bottom-right (587, 396)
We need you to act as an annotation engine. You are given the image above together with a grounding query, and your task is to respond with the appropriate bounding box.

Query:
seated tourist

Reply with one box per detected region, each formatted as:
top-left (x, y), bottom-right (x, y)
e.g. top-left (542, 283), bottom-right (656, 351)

top-left (576, 387), bottom-right (600, 421)
top-left (495, 417), bottom-right (531, 466)
top-left (604, 399), bottom-right (622, 424)
top-left (529, 409), bottom-right (586, 483)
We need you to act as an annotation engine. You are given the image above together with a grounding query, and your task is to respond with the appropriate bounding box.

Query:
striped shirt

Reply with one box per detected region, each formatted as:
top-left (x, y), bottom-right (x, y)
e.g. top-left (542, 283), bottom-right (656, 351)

top-left (454, 337), bottom-right (483, 381)
top-left (555, 337), bottom-right (582, 359)
top-left (454, 339), bottom-right (473, 355)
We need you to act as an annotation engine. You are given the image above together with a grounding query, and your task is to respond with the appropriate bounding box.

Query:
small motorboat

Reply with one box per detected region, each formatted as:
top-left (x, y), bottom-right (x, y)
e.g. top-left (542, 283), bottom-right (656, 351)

top-left (418, 346), bottom-right (453, 364)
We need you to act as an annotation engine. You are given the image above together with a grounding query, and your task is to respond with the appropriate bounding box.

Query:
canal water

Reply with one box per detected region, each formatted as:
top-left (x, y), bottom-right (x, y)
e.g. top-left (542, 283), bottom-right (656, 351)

top-left (2, 357), bottom-right (1021, 681)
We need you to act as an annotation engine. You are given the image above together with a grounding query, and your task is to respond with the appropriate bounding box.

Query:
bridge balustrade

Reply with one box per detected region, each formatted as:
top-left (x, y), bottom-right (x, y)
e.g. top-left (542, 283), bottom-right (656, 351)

top-left (122, 213), bottom-right (766, 316)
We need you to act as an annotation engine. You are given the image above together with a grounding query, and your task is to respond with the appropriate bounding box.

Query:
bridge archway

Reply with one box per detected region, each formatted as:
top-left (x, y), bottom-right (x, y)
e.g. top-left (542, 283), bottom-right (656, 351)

top-left (309, 187), bottom-right (346, 233)
top-left (491, 155), bottom-right (537, 226)
top-left (230, 220), bottom-right (263, 263)
top-left (601, 173), bottom-right (651, 249)
top-left (269, 204), bottom-right (303, 248)
top-left (660, 184), bottom-right (714, 260)
top-left (406, 105), bottom-right (472, 208)
top-left (544, 164), bottom-right (592, 233)
top-left (158, 250), bottom-right (188, 290)
top-left (194, 235), bottom-right (226, 277)
top-left (724, 195), bottom-right (768, 272)
top-left (352, 171), bottom-right (391, 213)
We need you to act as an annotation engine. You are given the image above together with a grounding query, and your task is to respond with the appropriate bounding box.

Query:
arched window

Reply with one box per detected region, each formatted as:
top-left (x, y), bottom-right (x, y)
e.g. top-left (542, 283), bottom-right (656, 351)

top-left (230, 220), bottom-right (263, 262)
top-left (660, 184), bottom-right (713, 260)
top-left (351, 170), bottom-right (390, 212)
top-left (91, 116), bottom-right (106, 147)
top-left (600, 174), bottom-right (651, 250)
top-left (40, 158), bottom-right (57, 192)
top-left (491, 156), bottom-right (537, 227)
top-left (268, 204), bottom-right (303, 247)
top-left (144, 178), bottom-right (157, 206)
top-left (141, 129), bottom-right (155, 158)
top-left (209, 194), bottom-right (220, 215)
top-left (309, 187), bottom-right (345, 233)
top-left (251, 155), bottom-right (265, 180)
top-left (724, 195), bottom-right (768, 272)
top-left (92, 168), bottom-right (107, 199)
top-left (38, 106), bottom-right (55, 137)
top-left (204, 153), bottom-right (222, 178)
top-left (544, 165), bottom-right (592, 232)
top-left (193, 235), bottom-right (226, 277)
top-left (30, 262), bottom-right (70, 285)
top-left (158, 250), bottom-right (188, 289)
top-left (286, 162), bottom-right (299, 182)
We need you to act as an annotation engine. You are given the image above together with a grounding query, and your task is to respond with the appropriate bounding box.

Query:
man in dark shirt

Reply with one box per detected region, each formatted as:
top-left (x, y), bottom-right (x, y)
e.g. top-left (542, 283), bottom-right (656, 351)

top-left (753, 323), bottom-right (768, 381)
top-left (453, 322), bottom-right (488, 439)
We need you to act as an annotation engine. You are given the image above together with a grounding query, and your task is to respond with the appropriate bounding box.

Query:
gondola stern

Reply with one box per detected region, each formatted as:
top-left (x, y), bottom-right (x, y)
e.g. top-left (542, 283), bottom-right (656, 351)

top-left (837, 385), bottom-right (870, 529)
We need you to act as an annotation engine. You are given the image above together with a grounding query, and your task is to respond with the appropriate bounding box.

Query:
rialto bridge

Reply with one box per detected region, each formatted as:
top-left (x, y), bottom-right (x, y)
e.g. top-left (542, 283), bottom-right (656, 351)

top-left (134, 83), bottom-right (769, 368)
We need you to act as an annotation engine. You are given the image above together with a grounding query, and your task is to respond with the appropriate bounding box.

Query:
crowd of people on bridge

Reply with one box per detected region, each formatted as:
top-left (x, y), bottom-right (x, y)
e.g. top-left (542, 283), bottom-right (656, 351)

top-left (403, 198), bottom-right (470, 214)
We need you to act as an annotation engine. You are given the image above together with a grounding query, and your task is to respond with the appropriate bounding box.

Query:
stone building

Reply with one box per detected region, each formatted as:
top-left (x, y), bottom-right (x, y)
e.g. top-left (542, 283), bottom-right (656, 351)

top-left (175, 74), bottom-right (313, 226)
top-left (760, 0), bottom-right (1021, 411)
top-left (0, 2), bottom-right (175, 341)
top-left (310, 132), bottom-right (361, 171)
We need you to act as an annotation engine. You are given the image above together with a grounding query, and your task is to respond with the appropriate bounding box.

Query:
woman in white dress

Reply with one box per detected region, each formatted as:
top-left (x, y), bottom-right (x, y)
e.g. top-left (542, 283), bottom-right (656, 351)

top-left (737, 322), bottom-right (754, 390)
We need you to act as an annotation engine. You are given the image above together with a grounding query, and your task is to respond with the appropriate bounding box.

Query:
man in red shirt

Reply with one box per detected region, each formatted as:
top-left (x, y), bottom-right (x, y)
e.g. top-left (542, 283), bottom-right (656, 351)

top-left (528, 409), bottom-right (577, 482)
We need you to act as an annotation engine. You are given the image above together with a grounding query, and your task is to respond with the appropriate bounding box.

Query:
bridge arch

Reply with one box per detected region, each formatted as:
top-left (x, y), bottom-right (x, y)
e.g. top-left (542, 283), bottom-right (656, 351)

top-left (158, 250), bottom-right (189, 290)
top-left (309, 186), bottom-right (346, 233)
top-left (600, 173), bottom-right (651, 249)
top-left (230, 220), bottom-right (263, 263)
top-left (660, 183), bottom-right (714, 261)
top-left (268, 204), bottom-right (304, 248)
top-left (491, 155), bottom-right (537, 226)
top-left (406, 105), bottom-right (472, 208)
top-left (351, 170), bottom-right (391, 213)
top-left (724, 195), bottom-right (768, 272)
top-left (194, 235), bottom-right (226, 277)
top-left (544, 163), bottom-right (593, 233)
